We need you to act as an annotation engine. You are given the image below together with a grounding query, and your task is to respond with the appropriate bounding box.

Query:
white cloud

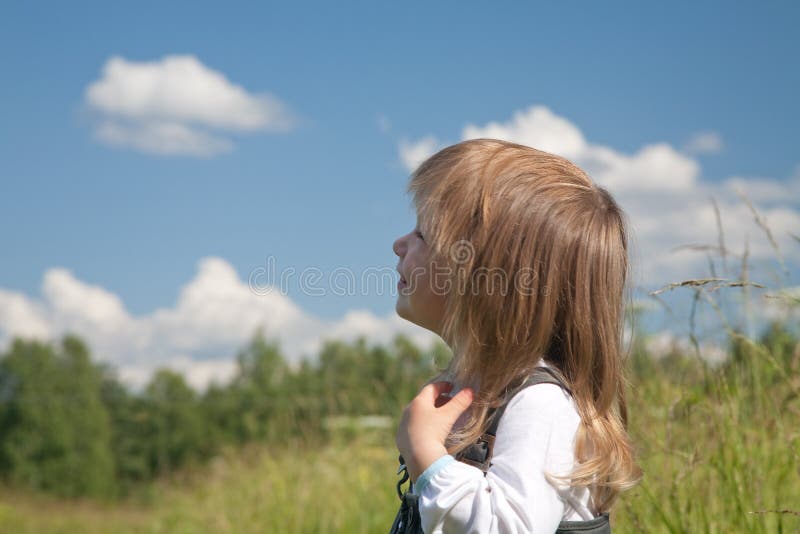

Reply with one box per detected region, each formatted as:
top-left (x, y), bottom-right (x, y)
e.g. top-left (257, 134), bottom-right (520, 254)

top-left (722, 173), bottom-right (800, 205)
top-left (0, 290), bottom-right (50, 339)
top-left (760, 286), bottom-right (800, 324)
top-left (399, 136), bottom-right (441, 173)
top-left (684, 131), bottom-right (724, 155)
top-left (643, 330), bottom-right (729, 365)
top-left (0, 258), bottom-right (440, 392)
top-left (462, 106), bottom-right (700, 193)
top-left (118, 355), bottom-right (240, 392)
top-left (94, 120), bottom-right (233, 157)
top-left (318, 309), bottom-right (439, 355)
top-left (463, 105), bottom-right (587, 161)
top-left (398, 105), bottom-right (800, 286)
top-left (85, 55), bottom-right (294, 157)
top-left (43, 267), bottom-right (130, 332)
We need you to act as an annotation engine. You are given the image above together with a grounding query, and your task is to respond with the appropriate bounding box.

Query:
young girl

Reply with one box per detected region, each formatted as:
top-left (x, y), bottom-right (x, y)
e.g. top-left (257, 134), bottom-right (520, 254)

top-left (392, 139), bottom-right (642, 533)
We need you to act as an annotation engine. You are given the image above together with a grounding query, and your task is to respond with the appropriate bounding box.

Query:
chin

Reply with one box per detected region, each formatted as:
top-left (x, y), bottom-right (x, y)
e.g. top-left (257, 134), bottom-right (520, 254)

top-left (395, 302), bottom-right (410, 320)
top-left (395, 302), bottom-right (418, 327)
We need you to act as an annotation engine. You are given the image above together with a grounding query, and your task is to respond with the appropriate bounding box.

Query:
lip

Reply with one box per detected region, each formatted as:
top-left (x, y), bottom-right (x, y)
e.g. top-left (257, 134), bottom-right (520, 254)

top-left (397, 268), bottom-right (407, 290)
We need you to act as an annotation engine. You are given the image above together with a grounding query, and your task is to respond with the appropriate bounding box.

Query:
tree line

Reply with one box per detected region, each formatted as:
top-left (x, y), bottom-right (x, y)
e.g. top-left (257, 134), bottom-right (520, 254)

top-left (0, 330), bottom-right (448, 499)
top-left (0, 320), bottom-right (796, 500)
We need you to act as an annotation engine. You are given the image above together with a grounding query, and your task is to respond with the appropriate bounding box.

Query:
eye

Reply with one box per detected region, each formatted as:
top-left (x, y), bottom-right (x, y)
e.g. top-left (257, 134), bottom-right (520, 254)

top-left (414, 229), bottom-right (425, 242)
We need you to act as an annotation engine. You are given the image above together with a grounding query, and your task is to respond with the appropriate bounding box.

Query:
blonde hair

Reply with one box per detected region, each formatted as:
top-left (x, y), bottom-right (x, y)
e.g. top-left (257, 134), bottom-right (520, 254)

top-left (408, 138), bottom-right (642, 513)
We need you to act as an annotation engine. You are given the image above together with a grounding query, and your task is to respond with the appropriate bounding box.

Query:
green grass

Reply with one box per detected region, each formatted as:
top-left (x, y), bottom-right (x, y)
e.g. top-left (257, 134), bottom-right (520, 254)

top-left (616, 345), bottom-right (800, 533)
top-left (1, 341), bottom-right (799, 533)
top-left (0, 436), bottom-right (401, 533)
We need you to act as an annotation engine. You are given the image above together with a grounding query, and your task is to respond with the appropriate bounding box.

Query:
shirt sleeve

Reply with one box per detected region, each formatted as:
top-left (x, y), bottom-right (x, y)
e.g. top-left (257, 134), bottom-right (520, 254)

top-left (416, 383), bottom-right (582, 534)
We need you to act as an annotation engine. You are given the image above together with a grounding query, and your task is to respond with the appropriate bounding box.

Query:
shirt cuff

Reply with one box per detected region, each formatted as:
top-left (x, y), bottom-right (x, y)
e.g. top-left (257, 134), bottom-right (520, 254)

top-left (413, 454), bottom-right (455, 495)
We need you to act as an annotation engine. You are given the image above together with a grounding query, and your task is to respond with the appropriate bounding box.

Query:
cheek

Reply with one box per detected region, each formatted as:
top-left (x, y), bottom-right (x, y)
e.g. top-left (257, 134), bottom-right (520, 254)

top-left (413, 270), bottom-right (448, 315)
top-left (404, 250), bottom-right (429, 283)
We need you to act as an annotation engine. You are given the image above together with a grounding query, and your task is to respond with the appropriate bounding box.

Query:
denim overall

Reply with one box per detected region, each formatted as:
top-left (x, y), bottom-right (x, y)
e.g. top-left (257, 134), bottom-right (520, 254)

top-left (390, 366), bottom-right (611, 533)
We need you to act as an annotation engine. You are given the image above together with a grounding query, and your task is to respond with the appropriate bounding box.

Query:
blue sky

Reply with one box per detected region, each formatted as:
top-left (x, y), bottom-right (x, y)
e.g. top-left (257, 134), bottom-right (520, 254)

top-left (1, 2), bottom-right (798, 388)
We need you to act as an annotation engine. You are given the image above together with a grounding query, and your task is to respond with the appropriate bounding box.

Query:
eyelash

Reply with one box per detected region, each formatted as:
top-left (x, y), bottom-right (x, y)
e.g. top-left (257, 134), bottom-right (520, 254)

top-left (415, 230), bottom-right (425, 241)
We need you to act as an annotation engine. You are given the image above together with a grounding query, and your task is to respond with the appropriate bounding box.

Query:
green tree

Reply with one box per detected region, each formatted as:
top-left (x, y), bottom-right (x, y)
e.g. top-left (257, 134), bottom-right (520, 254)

top-left (0, 335), bottom-right (115, 498)
top-left (143, 369), bottom-right (208, 475)
top-left (200, 382), bottom-right (242, 448)
top-left (98, 369), bottom-right (153, 493)
top-left (230, 330), bottom-right (289, 442)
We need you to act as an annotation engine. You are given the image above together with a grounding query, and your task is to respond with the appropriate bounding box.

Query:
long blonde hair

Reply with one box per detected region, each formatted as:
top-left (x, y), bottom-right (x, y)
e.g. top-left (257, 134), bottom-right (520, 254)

top-left (408, 138), bottom-right (642, 513)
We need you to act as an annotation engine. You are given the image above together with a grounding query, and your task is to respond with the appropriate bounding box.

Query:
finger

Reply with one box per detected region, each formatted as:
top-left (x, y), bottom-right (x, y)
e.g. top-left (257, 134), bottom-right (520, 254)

top-left (418, 381), bottom-right (454, 402)
top-left (434, 392), bottom-right (451, 408)
top-left (440, 387), bottom-right (474, 418)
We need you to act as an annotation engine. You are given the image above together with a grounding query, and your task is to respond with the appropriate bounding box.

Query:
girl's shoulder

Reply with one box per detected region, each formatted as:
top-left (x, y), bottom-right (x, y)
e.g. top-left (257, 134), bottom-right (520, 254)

top-left (504, 381), bottom-right (578, 420)
top-left (499, 366), bottom-right (581, 434)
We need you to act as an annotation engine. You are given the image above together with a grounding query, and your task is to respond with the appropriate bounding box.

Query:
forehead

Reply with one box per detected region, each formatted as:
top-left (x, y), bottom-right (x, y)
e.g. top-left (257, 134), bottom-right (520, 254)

top-left (413, 202), bottom-right (432, 229)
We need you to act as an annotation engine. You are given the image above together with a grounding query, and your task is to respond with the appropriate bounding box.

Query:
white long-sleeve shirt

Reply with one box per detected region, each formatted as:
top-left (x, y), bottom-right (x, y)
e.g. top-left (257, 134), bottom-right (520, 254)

top-left (412, 365), bottom-right (595, 534)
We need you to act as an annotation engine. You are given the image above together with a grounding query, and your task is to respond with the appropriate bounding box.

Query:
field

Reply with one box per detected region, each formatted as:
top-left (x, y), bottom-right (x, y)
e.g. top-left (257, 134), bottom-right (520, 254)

top-left (1, 329), bottom-right (798, 534)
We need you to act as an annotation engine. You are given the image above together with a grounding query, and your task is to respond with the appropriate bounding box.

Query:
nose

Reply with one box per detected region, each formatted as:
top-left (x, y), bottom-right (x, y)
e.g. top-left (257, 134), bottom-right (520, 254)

top-left (393, 233), bottom-right (406, 257)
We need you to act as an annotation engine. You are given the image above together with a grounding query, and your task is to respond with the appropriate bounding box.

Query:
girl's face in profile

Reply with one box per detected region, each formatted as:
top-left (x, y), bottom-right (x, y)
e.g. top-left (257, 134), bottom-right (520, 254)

top-left (393, 218), bottom-right (448, 335)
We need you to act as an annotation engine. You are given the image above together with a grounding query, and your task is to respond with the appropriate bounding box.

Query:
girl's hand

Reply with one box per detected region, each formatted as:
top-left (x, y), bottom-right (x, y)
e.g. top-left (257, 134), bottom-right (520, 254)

top-left (396, 381), bottom-right (474, 481)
